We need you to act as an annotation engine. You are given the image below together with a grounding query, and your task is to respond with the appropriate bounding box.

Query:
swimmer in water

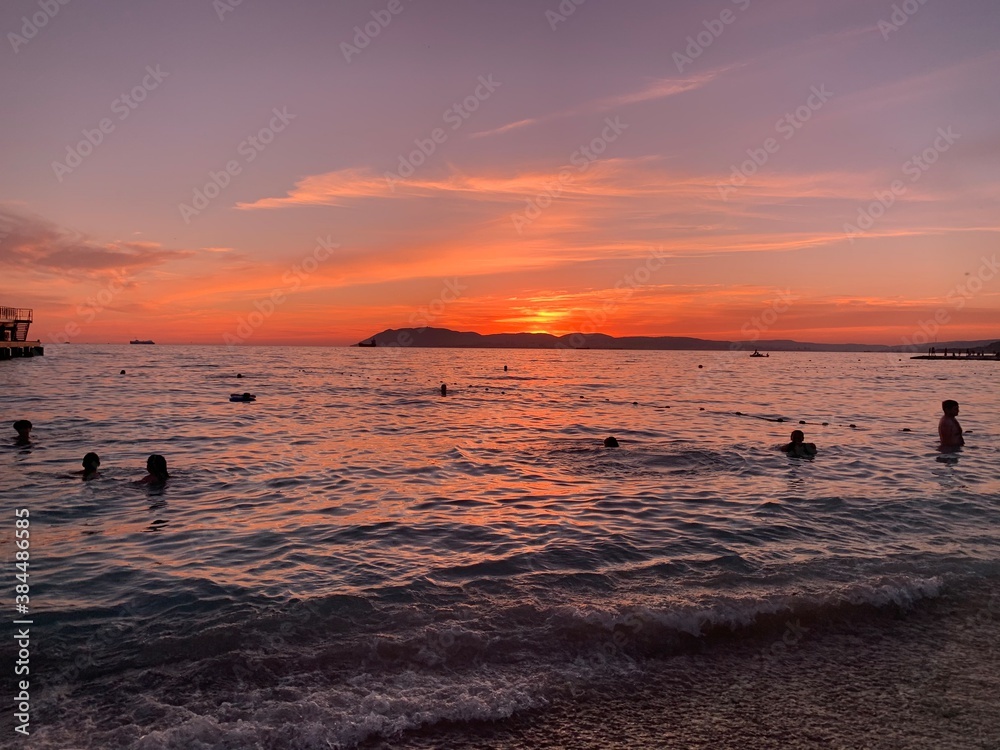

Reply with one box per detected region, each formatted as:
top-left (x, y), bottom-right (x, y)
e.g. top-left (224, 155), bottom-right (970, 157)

top-left (938, 399), bottom-right (964, 451)
top-left (77, 452), bottom-right (101, 480)
top-left (12, 420), bottom-right (32, 445)
top-left (139, 454), bottom-right (170, 485)
top-left (604, 436), bottom-right (619, 447)
top-left (781, 430), bottom-right (817, 457)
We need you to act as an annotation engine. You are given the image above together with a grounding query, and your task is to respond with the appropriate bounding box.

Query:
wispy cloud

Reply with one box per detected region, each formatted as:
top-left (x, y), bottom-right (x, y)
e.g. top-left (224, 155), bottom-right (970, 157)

top-left (237, 159), bottom-right (677, 211)
top-left (0, 206), bottom-right (193, 278)
top-left (470, 69), bottom-right (729, 139)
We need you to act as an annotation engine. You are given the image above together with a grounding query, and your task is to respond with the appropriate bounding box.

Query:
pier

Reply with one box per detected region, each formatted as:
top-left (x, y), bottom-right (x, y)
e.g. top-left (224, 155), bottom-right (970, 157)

top-left (911, 354), bottom-right (1000, 360)
top-left (0, 307), bottom-right (43, 360)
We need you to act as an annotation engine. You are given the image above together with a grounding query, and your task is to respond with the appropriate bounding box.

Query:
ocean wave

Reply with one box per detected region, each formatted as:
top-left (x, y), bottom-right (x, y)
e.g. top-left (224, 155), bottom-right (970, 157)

top-left (18, 574), bottom-right (956, 749)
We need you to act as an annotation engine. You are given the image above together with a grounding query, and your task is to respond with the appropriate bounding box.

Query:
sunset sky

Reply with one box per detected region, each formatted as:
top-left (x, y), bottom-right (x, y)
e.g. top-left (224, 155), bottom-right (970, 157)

top-left (1, 0), bottom-right (998, 345)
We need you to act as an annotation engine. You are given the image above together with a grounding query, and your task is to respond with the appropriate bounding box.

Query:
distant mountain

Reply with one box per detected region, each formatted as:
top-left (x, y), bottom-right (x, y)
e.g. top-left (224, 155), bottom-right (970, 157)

top-left (355, 328), bottom-right (1000, 353)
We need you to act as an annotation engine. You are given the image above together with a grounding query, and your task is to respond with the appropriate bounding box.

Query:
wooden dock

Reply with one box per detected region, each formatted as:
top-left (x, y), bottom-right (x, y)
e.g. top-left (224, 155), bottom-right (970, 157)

top-left (0, 307), bottom-right (43, 359)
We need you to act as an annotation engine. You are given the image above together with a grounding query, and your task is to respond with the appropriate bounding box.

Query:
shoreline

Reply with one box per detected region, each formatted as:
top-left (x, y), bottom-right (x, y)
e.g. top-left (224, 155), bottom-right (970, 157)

top-left (374, 583), bottom-right (1000, 749)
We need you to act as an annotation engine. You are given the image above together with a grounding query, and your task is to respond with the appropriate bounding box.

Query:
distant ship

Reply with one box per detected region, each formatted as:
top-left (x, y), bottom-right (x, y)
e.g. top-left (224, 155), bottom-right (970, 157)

top-left (130, 339), bottom-right (155, 345)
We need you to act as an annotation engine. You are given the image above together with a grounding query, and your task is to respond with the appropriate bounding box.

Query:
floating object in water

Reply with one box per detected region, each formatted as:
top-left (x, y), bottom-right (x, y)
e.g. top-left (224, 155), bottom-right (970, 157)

top-left (901, 428), bottom-right (911, 432)
top-left (698, 365), bottom-right (703, 368)
top-left (799, 420), bottom-right (806, 425)
top-left (849, 424), bottom-right (857, 429)
top-left (503, 365), bottom-right (508, 372)
top-left (236, 373), bottom-right (243, 379)
top-left (230, 392), bottom-right (256, 402)
top-left (120, 370), bottom-right (126, 375)
top-left (632, 401), bottom-right (638, 406)
top-left (604, 436), bottom-right (619, 448)
top-left (736, 411), bottom-right (743, 415)
top-left (822, 422), bottom-right (829, 426)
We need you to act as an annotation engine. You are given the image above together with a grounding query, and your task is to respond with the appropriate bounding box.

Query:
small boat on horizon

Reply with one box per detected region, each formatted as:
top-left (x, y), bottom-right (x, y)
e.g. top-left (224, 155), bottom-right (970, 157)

top-left (130, 339), bottom-right (155, 345)
top-left (357, 338), bottom-right (377, 347)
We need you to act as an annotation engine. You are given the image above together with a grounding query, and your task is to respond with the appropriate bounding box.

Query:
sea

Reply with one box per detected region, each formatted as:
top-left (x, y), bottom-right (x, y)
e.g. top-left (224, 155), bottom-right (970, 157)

top-left (1, 345), bottom-right (999, 749)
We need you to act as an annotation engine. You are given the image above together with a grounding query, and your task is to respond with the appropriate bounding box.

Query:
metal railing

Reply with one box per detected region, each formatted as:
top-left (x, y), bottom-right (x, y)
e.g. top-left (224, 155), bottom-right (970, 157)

top-left (0, 308), bottom-right (32, 322)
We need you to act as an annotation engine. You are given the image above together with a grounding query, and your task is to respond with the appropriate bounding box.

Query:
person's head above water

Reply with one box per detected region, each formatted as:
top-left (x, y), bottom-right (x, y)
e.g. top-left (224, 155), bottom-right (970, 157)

top-left (146, 454), bottom-right (169, 482)
top-left (604, 436), bottom-right (619, 447)
top-left (83, 452), bottom-right (101, 472)
top-left (12, 420), bottom-right (32, 442)
top-left (783, 429), bottom-right (816, 456)
top-left (942, 399), bottom-right (959, 416)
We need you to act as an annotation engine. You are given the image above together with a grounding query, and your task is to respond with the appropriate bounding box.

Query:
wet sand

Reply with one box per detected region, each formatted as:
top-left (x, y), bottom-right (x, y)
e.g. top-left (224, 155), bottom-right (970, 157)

top-left (374, 584), bottom-right (1000, 749)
